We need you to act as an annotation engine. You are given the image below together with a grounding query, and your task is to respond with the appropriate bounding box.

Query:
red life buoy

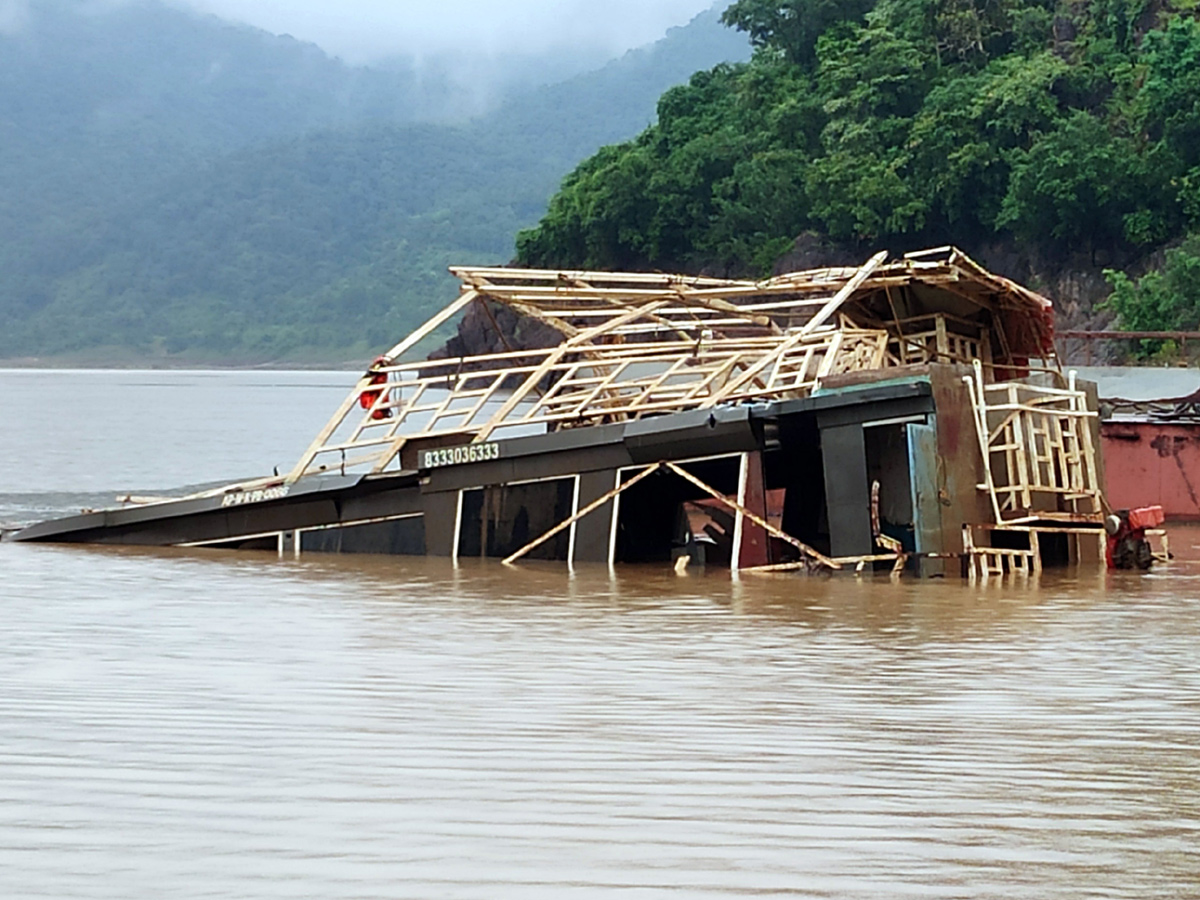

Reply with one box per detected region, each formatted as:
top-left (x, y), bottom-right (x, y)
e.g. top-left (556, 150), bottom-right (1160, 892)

top-left (359, 359), bottom-right (392, 420)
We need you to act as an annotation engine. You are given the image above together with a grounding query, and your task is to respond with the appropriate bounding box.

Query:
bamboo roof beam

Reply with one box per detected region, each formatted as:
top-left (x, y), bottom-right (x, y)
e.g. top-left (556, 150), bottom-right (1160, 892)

top-left (698, 252), bottom-right (887, 407)
top-left (471, 298), bottom-right (674, 442)
top-left (451, 266), bottom-right (746, 288)
top-left (380, 289), bottom-right (480, 363)
top-left (504, 298), bottom-right (583, 339)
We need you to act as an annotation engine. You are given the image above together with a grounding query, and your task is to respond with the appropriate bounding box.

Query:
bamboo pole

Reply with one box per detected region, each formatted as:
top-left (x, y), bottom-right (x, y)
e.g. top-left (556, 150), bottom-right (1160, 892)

top-left (286, 375), bottom-right (377, 482)
top-left (798, 251), bottom-right (889, 335)
top-left (661, 462), bottom-right (839, 570)
top-left (288, 290), bottom-right (481, 481)
top-left (381, 289), bottom-right (480, 363)
top-left (699, 252), bottom-right (887, 406)
top-left (452, 266), bottom-right (742, 288)
top-left (474, 300), bottom-right (672, 442)
top-left (966, 362), bottom-right (1004, 524)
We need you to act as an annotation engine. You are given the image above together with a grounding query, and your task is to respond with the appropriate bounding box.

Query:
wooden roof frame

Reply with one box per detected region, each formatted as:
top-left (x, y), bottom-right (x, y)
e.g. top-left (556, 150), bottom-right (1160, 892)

top-left (282, 247), bottom-right (1059, 484)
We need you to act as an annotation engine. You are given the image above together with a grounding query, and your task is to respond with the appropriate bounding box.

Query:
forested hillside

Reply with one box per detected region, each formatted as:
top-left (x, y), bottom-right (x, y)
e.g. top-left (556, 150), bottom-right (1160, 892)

top-left (517, 0), bottom-right (1200, 338)
top-left (0, 1), bottom-right (423, 255)
top-left (0, 1), bottom-right (748, 362)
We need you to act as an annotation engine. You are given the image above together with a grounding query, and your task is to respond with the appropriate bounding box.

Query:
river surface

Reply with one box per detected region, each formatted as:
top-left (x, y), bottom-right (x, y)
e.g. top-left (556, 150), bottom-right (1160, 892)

top-left (2, 369), bottom-right (1199, 899)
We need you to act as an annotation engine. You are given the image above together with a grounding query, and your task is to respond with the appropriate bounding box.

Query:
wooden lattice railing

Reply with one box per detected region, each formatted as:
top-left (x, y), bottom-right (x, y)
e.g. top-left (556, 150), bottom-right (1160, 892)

top-left (286, 325), bottom-right (892, 480)
top-left (964, 361), bottom-right (1102, 525)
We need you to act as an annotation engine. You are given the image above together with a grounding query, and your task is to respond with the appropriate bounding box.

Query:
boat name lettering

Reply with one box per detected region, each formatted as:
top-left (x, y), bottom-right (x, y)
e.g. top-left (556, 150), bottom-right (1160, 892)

top-left (222, 486), bottom-right (290, 507)
top-left (423, 443), bottom-right (500, 468)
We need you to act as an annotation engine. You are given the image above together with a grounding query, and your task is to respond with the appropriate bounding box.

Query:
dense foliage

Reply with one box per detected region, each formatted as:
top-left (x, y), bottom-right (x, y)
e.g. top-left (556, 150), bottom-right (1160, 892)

top-left (0, 2), bottom-right (747, 361)
top-left (1104, 235), bottom-right (1200, 340)
top-left (517, 0), bottom-right (1200, 335)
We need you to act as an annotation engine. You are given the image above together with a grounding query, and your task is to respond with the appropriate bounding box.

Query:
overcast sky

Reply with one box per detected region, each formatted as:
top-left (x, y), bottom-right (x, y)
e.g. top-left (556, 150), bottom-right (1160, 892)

top-left (164, 0), bottom-right (719, 63)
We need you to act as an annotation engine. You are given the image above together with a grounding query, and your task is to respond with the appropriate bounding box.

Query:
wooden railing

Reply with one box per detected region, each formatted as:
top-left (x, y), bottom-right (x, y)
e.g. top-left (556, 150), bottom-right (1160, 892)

top-left (286, 326), bottom-right (893, 481)
top-left (964, 361), bottom-right (1102, 524)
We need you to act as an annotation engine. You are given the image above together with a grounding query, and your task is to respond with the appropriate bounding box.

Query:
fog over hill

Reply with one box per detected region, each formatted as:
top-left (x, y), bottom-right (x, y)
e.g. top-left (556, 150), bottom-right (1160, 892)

top-left (170, 0), bottom-right (717, 64)
top-left (0, 0), bottom-right (748, 362)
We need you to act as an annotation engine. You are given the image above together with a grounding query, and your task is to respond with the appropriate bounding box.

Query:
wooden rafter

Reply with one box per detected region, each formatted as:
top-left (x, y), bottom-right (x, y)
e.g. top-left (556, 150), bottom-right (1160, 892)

top-left (282, 248), bottom-right (1061, 484)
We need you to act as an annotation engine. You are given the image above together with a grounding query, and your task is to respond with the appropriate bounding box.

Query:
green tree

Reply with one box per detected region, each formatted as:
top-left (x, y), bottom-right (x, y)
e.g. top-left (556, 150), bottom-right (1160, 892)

top-left (1135, 15), bottom-right (1200, 233)
top-left (907, 51), bottom-right (1067, 235)
top-left (997, 111), bottom-right (1145, 249)
top-left (518, 0), bottom-right (1200, 303)
top-left (1104, 234), bottom-right (1200, 347)
top-left (721, 0), bottom-right (876, 67)
top-left (804, 18), bottom-right (933, 240)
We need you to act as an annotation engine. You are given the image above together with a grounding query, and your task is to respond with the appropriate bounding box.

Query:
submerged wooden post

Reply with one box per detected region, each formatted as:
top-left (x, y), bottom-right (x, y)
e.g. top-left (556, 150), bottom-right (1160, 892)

top-left (734, 451), bottom-right (772, 571)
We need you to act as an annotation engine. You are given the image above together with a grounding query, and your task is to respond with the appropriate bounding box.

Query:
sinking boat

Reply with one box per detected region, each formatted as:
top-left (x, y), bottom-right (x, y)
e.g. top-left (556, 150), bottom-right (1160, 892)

top-left (12, 247), bottom-right (1124, 577)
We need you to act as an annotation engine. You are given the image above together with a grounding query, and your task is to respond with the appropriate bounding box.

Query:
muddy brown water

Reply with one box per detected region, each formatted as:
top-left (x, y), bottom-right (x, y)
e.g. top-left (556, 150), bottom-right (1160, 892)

top-left (2, 370), bottom-right (1199, 898)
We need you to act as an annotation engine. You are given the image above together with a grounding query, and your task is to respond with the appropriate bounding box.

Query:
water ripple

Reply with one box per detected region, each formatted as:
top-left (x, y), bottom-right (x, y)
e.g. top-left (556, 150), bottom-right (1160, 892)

top-left (2, 543), bottom-right (1199, 898)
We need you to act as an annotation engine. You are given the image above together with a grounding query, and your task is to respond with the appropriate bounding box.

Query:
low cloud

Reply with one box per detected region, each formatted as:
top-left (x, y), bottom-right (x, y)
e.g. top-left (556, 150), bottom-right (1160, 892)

top-left (172, 0), bottom-right (716, 64)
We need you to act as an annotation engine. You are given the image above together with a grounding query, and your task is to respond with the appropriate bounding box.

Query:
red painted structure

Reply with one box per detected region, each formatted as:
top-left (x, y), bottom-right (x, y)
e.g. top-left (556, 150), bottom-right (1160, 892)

top-left (1102, 419), bottom-right (1200, 520)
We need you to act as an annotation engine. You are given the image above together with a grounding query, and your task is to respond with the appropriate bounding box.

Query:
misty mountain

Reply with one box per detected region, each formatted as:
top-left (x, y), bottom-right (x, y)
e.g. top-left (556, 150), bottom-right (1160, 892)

top-left (0, 0), bottom-right (449, 252)
top-left (490, 6), bottom-right (752, 165)
top-left (0, 0), bottom-right (748, 361)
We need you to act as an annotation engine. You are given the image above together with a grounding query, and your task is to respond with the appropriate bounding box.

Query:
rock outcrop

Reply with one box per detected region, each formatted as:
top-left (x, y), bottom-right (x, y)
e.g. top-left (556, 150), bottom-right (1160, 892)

top-left (429, 296), bottom-right (564, 361)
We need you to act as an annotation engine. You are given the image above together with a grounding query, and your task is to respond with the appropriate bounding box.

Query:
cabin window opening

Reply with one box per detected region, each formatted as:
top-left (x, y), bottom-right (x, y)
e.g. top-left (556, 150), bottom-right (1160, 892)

top-left (612, 456), bottom-right (744, 566)
top-left (456, 477), bottom-right (575, 561)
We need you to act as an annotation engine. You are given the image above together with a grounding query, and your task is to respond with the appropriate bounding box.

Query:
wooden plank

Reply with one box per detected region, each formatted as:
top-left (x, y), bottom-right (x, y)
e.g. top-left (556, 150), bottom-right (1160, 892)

top-left (381, 289), bottom-right (479, 363)
top-left (698, 253), bottom-right (887, 406)
top-left (506, 299), bottom-right (582, 340)
top-left (800, 251), bottom-right (889, 336)
top-left (935, 314), bottom-right (949, 362)
top-left (1071, 371), bottom-right (1102, 511)
top-left (1009, 386), bottom-right (1033, 510)
top-left (451, 265), bottom-right (743, 288)
top-left (474, 299), bottom-right (672, 442)
top-left (662, 462), bottom-right (840, 570)
top-left (502, 463), bottom-right (663, 565)
top-left (743, 551), bottom-right (961, 574)
top-left (965, 364), bottom-right (1004, 523)
top-left (286, 370), bottom-right (388, 482)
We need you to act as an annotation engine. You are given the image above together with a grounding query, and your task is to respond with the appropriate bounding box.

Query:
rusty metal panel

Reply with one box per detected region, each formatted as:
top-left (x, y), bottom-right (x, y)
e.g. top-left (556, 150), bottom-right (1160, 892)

top-left (927, 365), bottom-right (989, 557)
top-left (1101, 421), bottom-right (1200, 520)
